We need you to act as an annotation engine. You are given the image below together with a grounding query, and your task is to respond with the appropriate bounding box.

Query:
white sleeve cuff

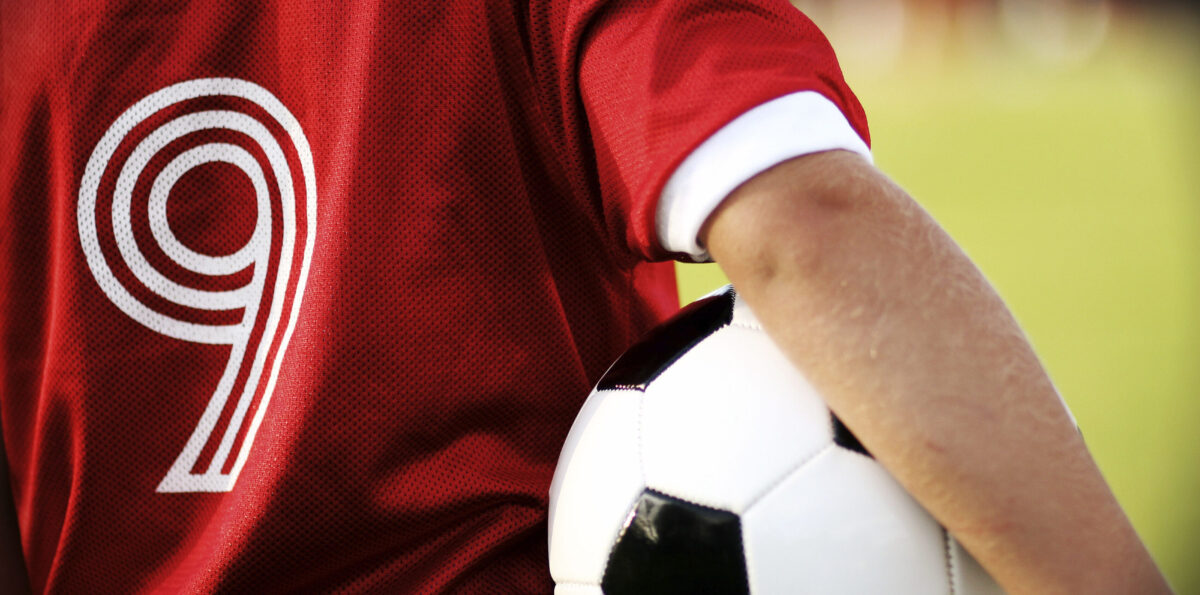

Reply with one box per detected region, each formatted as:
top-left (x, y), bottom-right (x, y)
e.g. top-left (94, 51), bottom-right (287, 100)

top-left (656, 91), bottom-right (873, 262)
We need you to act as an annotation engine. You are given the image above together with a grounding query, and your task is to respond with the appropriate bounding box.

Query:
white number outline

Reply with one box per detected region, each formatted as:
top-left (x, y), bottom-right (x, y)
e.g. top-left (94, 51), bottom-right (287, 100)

top-left (78, 78), bottom-right (317, 493)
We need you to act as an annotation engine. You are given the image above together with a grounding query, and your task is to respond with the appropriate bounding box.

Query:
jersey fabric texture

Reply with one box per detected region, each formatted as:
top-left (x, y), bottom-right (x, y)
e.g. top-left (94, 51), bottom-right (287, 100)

top-left (0, 1), bottom-right (869, 592)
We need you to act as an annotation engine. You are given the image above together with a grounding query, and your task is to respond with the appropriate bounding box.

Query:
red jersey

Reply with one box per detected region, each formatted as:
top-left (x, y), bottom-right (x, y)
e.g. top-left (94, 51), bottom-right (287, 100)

top-left (0, 1), bottom-right (868, 592)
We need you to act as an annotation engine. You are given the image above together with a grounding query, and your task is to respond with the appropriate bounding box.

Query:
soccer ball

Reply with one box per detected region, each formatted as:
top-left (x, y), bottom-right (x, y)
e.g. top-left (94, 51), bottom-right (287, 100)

top-left (548, 285), bottom-right (1003, 594)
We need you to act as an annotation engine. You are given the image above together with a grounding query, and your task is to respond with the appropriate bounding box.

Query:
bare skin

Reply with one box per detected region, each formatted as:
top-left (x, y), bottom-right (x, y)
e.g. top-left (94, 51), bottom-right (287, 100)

top-left (703, 150), bottom-right (1171, 594)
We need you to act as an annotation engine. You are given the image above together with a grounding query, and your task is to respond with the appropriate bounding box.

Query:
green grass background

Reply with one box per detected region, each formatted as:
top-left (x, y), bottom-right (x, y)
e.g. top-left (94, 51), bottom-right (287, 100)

top-left (675, 10), bottom-right (1200, 591)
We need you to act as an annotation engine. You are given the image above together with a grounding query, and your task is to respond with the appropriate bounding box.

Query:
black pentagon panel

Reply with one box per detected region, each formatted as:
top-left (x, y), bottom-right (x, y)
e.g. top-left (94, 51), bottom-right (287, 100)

top-left (832, 413), bottom-right (872, 458)
top-left (597, 288), bottom-right (736, 392)
top-left (602, 489), bottom-right (749, 595)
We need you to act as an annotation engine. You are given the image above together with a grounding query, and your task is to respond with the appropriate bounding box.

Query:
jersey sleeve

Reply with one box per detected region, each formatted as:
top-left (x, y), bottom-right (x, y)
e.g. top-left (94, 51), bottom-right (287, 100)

top-left (658, 91), bottom-right (872, 262)
top-left (575, 0), bottom-right (870, 262)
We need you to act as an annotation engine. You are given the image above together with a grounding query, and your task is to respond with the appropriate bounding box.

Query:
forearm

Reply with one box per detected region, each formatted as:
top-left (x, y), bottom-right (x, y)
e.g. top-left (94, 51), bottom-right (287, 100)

top-left (704, 151), bottom-right (1169, 594)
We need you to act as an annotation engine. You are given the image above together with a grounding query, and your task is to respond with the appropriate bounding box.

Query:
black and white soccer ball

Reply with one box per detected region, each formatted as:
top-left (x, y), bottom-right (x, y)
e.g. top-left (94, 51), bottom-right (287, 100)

top-left (548, 285), bottom-right (1004, 594)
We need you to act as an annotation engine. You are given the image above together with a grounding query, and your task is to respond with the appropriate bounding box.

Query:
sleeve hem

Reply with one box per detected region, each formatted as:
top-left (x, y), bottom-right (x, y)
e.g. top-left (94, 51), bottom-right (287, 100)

top-left (656, 91), bottom-right (873, 262)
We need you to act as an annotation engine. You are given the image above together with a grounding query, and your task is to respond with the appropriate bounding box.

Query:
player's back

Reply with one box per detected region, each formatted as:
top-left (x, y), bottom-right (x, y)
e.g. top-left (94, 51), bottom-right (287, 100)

top-left (0, 1), bottom-right (678, 591)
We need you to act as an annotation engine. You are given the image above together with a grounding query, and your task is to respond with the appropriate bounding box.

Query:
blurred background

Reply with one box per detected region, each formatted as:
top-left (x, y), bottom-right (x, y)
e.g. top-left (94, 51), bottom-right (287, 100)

top-left (674, 0), bottom-right (1200, 591)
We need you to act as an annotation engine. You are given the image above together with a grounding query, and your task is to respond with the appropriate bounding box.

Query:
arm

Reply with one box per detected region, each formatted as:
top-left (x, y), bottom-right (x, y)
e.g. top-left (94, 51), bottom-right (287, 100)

top-left (701, 150), bottom-right (1170, 594)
